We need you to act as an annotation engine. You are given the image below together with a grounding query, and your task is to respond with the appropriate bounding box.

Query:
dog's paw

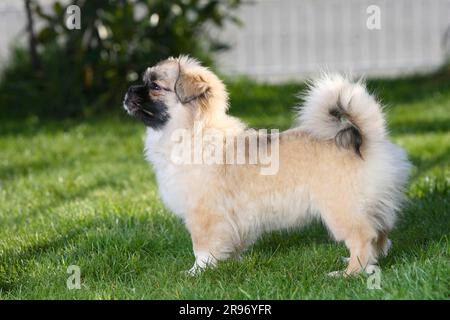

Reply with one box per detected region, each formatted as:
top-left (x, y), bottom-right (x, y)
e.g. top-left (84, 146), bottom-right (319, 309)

top-left (184, 262), bottom-right (208, 276)
top-left (184, 265), bottom-right (202, 276)
top-left (184, 251), bottom-right (218, 276)
top-left (327, 270), bottom-right (347, 277)
top-left (329, 264), bottom-right (380, 277)
top-left (183, 266), bottom-right (201, 277)
top-left (341, 256), bottom-right (350, 263)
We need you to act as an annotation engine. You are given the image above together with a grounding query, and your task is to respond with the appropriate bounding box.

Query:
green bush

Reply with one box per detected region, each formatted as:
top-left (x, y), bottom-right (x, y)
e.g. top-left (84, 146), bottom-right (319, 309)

top-left (0, 0), bottom-right (241, 118)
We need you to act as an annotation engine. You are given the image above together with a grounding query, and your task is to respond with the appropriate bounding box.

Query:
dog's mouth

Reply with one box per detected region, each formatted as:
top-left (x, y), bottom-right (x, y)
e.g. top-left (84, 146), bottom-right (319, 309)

top-left (123, 93), bottom-right (169, 128)
top-left (131, 105), bottom-right (155, 119)
top-left (140, 108), bottom-right (154, 117)
top-left (124, 94), bottom-right (153, 116)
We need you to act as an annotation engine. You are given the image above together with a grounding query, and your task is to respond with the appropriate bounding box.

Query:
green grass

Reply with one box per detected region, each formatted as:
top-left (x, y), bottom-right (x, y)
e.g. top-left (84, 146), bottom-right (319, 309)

top-left (0, 72), bottom-right (449, 299)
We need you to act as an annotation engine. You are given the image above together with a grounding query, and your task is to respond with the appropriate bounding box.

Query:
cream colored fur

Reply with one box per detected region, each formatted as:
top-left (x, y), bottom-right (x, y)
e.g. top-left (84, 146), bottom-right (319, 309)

top-left (142, 56), bottom-right (411, 275)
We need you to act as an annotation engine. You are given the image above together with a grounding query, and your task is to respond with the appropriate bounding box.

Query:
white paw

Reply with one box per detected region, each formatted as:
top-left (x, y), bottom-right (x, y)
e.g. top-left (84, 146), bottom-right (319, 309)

top-left (341, 256), bottom-right (350, 263)
top-left (327, 270), bottom-right (346, 277)
top-left (184, 264), bottom-right (203, 276)
top-left (184, 251), bottom-right (217, 276)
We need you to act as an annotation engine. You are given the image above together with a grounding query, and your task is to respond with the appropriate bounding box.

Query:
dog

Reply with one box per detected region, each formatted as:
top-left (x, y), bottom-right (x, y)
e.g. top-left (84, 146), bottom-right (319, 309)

top-left (123, 55), bottom-right (411, 275)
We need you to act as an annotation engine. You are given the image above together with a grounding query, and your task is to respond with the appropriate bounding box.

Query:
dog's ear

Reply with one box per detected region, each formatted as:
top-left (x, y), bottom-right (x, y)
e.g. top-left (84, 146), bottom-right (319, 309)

top-left (175, 68), bottom-right (210, 104)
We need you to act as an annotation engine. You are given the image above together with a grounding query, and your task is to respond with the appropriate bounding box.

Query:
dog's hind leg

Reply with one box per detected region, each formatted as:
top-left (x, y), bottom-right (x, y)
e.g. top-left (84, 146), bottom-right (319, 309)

top-left (342, 228), bottom-right (378, 275)
top-left (374, 230), bottom-right (392, 257)
top-left (339, 232), bottom-right (391, 264)
top-left (330, 229), bottom-right (379, 276)
top-left (320, 202), bottom-right (379, 276)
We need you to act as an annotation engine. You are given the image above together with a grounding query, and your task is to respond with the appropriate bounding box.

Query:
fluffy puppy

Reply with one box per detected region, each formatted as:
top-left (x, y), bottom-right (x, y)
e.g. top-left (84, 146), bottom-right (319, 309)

top-left (123, 56), bottom-right (411, 275)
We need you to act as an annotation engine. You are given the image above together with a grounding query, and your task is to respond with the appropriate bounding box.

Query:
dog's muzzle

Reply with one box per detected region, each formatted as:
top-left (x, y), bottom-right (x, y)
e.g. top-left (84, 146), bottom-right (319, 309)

top-left (123, 93), bottom-right (130, 113)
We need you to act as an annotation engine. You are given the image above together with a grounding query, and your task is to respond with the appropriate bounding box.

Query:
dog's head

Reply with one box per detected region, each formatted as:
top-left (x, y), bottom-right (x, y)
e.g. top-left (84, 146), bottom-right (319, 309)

top-left (123, 56), bottom-right (228, 130)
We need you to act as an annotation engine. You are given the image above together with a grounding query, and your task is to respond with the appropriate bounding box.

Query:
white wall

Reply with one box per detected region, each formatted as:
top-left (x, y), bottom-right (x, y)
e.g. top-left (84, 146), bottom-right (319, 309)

top-left (1, 0), bottom-right (449, 81)
top-left (0, 0), bottom-right (57, 67)
top-left (0, 0), bottom-right (26, 66)
top-left (215, 0), bottom-right (450, 81)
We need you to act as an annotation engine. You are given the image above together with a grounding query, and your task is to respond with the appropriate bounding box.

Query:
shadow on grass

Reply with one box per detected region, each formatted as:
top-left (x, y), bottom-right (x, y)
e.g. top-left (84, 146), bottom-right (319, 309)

top-left (0, 113), bottom-right (142, 138)
top-left (390, 118), bottom-right (450, 136)
top-left (409, 147), bottom-right (450, 180)
top-left (382, 179), bottom-right (449, 267)
top-left (0, 158), bottom-right (56, 182)
top-left (366, 68), bottom-right (450, 106)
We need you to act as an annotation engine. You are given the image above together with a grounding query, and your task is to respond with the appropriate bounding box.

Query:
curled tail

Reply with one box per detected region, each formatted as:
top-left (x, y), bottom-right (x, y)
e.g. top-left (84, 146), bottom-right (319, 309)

top-left (296, 74), bottom-right (387, 157)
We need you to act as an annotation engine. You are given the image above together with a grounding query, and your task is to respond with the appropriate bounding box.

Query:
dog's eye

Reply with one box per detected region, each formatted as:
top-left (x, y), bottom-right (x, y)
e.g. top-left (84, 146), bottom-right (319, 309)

top-left (149, 82), bottom-right (161, 91)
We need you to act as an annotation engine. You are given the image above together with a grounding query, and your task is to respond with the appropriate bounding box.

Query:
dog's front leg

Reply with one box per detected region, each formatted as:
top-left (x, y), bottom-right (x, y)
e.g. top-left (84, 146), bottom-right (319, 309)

top-left (185, 207), bottom-right (236, 275)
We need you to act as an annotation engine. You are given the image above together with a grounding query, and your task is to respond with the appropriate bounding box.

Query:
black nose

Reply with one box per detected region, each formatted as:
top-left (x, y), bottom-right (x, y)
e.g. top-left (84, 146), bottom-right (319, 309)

top-left (127, 85), bottom-right (146, 96)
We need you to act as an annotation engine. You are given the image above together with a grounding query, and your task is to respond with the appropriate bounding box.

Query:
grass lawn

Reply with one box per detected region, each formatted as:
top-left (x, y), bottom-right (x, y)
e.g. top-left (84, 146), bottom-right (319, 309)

top-left (0, 72), bottom-right (449, 299)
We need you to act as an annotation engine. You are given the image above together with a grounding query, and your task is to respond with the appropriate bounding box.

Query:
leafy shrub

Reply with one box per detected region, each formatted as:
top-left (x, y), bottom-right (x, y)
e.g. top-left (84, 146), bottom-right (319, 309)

top-left (0, 0), bottom-right (241, 118)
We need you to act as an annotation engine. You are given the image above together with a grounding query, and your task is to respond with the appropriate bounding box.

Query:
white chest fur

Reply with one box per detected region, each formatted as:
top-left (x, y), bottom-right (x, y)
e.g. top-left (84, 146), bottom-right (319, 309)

top-left (144, 128), bottom-right (205, 219)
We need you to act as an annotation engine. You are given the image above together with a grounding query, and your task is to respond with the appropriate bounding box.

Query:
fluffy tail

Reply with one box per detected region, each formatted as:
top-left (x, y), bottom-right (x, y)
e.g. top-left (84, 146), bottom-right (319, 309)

top-left (296, 74), bottom-right (387, 157)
